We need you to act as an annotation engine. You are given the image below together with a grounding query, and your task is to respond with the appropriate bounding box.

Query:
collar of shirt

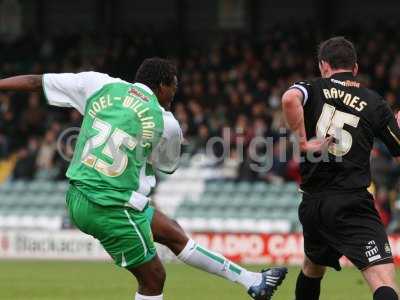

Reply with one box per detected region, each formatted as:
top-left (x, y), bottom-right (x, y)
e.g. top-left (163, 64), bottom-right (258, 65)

top-left (133, 82), bottom-right (154, 95)
top-left (329, 71), bottom-right (355, 80)
top-left (132, 82), bottom-right (166, 112)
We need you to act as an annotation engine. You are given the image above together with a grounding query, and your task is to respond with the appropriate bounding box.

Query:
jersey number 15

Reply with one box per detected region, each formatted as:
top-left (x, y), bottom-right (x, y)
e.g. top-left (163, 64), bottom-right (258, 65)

top-left (316, 103), bottom-right (360, 157)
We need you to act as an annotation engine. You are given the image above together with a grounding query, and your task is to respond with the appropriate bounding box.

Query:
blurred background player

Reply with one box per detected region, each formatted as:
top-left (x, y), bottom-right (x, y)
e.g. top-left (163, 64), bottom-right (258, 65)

top-left (282, 37), bottom-right (400, 300)
top-left (0, 57), bottom-right (287, 300)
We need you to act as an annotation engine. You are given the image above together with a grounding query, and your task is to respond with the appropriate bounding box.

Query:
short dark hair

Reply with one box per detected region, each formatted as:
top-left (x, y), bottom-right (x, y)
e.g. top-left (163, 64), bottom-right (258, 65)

top-left (318, 37), bottom-right (357, 70)
top-left (135, 57), bottom-right (177, 91)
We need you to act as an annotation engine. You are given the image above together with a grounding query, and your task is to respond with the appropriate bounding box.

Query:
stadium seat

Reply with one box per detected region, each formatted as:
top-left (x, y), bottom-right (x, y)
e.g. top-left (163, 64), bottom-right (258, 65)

top-left (236, 181), bottom-right (252, 194)
top-left (205, 181), bottom-right (221, 193)
top-left (253, 182), bottom-right (269, 193)
top-left (1, 180), bottom-right (306, 233)
top-left (220, 181), bottom-right (236, 193)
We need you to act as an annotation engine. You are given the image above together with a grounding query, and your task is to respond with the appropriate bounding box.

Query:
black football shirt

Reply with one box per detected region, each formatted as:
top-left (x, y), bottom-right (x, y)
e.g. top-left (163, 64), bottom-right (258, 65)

top-left (290, 72), bottom-right (400, 193)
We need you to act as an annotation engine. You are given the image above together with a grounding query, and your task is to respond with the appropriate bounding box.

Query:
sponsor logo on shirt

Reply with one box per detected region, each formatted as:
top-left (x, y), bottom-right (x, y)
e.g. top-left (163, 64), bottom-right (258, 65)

top-left (331, 78), bottom-right (360, 88)
top-left (129, 87), bottom-right (149, 102)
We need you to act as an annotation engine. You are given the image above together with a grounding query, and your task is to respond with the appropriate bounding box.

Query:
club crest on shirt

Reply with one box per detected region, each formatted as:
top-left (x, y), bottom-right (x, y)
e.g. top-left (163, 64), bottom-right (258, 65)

top-left (384, 243), bottom-right (392, 254)
top-left (129, 87), bottom-right (149, 102)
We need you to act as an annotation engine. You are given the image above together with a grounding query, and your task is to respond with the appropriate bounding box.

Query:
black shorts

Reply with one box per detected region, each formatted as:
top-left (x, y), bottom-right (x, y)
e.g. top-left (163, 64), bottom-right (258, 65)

top-left (299, 189), bottom-right (393, 270)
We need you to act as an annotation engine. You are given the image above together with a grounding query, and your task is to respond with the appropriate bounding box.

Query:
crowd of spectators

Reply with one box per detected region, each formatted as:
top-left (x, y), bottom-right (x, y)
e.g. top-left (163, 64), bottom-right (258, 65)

top-left (1, 22), bottom-right (400, 223)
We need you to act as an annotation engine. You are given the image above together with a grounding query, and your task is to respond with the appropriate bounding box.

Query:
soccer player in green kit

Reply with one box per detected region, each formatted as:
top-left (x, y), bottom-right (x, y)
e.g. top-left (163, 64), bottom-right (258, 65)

top-left (0, 58), bottom-right (287, 300)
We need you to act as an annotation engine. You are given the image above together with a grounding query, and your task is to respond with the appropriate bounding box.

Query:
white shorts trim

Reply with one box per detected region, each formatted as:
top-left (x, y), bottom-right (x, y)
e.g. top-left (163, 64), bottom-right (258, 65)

top-left (124, 209), bottom-right (148, 257)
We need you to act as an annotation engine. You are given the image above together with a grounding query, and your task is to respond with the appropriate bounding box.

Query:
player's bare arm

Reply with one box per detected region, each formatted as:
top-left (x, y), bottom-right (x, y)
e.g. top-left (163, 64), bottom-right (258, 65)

top-left (0, 75), bottom-right (43, 92)
top-left (282, 88), bottom-right (332, 153)
top-left (281, 89), bottom-right (307, 142)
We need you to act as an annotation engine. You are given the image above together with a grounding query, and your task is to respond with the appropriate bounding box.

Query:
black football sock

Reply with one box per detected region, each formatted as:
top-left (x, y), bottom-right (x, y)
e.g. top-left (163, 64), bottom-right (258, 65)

top-left (295, 271), bottom-right (322, 300)
top-left (373, 286), bottom-right (398, 300)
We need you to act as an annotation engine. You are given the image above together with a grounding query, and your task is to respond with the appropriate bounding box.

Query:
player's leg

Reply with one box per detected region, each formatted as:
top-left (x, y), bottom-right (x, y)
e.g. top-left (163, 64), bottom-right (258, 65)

top-left (340, 192), bottom-right (399, 300)
top-left (128, 255), bottom-right (166, 299)
top-left (295, 193), bottom-right (339, 300)
top-left (151, 208), bottom-right (261, 287)
top-left (295, 256), bottom-right (326, 300)
top-left (362, 263), bottom-right (399, 300)
top-left (149, 208), bottom-right (287, 299)
top-left (104, 208), bottom-right (165, 300)
top-left (66, 185), bottom-right (165, 299)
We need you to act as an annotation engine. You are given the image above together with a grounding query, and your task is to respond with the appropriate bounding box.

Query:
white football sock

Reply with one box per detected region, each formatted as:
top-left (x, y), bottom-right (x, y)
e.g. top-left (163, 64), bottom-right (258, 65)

top-left (177, 239), bottom-right (261, 290)
top-left (135, 293), bottom-right (163, 300)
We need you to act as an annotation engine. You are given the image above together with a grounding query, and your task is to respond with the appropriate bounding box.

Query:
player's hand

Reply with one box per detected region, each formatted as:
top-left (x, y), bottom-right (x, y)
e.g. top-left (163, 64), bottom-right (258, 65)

top-left (299, 136), bottom-right (333, 153)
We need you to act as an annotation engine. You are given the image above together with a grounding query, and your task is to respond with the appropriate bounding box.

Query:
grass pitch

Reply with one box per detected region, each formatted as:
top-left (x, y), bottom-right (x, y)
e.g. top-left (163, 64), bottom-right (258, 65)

top-left (0, 260), bottom-right (399, 300)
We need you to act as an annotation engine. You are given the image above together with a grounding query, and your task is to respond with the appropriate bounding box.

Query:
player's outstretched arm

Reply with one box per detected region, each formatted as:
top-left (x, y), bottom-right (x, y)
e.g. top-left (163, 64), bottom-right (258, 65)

top-left (0, 75), bottom-right (42, 92)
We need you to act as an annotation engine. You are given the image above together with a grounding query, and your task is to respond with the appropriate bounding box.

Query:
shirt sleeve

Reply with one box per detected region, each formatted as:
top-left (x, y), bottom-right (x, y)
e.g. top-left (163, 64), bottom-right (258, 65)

top-left (375, 100), bottom-right (400, 157)
top-left (42, 72), bottom-right (122, 114)
top-left (288, 81), bottom-right (313, 106)
top-left (150, 111), bottom-right (183, 174)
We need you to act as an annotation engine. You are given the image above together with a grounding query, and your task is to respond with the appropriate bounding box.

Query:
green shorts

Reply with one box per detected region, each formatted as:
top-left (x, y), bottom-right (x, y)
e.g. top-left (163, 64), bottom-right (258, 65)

top-left (66, 185), bottom-right (156, 269)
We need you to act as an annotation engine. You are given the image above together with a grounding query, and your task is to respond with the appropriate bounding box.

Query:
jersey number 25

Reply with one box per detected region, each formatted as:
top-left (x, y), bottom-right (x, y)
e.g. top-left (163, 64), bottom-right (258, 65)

top-left (81, 118), bottom-right (137, 177)
top-left (316, 103), bottom-right (360, 157)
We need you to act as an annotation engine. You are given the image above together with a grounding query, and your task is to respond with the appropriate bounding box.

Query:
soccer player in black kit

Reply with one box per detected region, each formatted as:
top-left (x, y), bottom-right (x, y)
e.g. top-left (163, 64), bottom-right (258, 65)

top-left (282, 36), bottom-right (400, 300)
